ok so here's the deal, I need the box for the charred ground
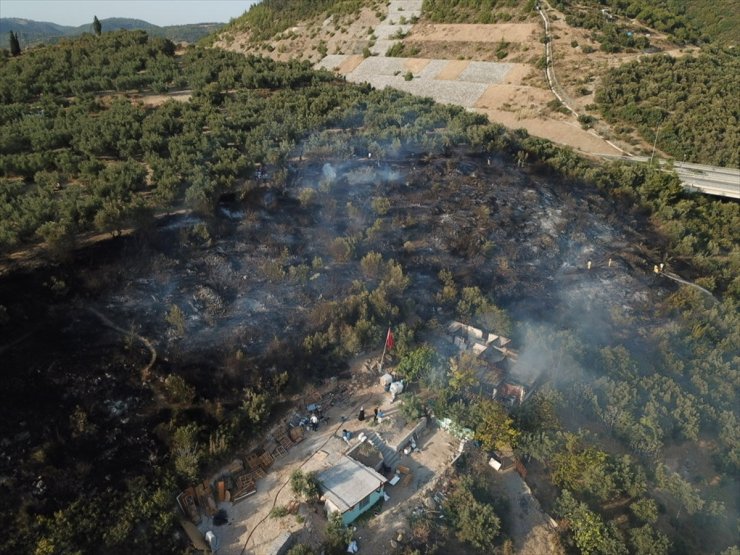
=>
[0,146,672,551]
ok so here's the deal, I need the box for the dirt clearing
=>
[337,55,365,74]
[203,361,458,555]
[137,91,192,107]
[403,58,431,73]
[478,107,623,155]
[410,23,540,43]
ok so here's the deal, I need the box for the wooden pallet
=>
[177,487,201,524]
[288,426,304,443]
[279,435,293,450]
[259,451,274,470]
[249,467,266,480]
[271,445,287,459]
[246,452,261,470]
[232,472,257,503]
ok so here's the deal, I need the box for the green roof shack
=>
[318,455,387,525]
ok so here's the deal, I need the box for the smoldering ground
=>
[0,143,673,523]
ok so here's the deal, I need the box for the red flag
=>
[385,327,394,350]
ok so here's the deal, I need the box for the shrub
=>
[269,506,289,518]
[163,374,196,405]
[290,470,320,501]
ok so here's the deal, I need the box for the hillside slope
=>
[0,17,223,45]
[211,0,737,167]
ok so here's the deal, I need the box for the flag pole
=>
[379,324,391,373]
[379,328,388,373]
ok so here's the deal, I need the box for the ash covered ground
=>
[0,148,669,522]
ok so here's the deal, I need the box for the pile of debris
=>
[177,378,351,524]
[176,420,305,523]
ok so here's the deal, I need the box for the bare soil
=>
[136,91,193,107]
[434,59,469,80]
[216,7,384,64]
[410,23,540,43]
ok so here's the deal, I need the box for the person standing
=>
[358,407,365,421]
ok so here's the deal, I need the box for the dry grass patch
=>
[136,92,192,107]
[475,84,553,112]
[410,23,539,43]
[403,57,431,74]
[338,55,365,74]
[435,60,469,80]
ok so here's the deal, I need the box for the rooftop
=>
[318,455,387,513]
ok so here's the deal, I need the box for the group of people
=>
[357,406,384,423]
[308,404,385,437]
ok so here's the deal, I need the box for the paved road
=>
[536,3,739,200]
[601,155,740,199]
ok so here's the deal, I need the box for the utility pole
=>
[650,120,662,165]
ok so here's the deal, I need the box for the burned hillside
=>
[0,149,655,496]
[2,141,737,553]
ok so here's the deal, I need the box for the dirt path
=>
[86,307,157,381]
[498,471,562,555]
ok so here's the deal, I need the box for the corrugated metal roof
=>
[319,455,387,513]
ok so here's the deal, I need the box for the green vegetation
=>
[422,0,537,24]
[0,29,493,255]
[596,50,739,166]
[290,470,321,501]
[220,0,381,43]
[555,0,738,46]
[0,17,224,46]
[676,0,739,46]
[552,0,700,49]
[444,475,502,551]
[8,30,21,56]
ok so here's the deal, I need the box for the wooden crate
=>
[288,426,304,443]
[246,452,261,470]
[177,487,201,524]
[259,451,274,470]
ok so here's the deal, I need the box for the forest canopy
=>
[596,50,740,167]
[421,0,537,24]
[216,0,382,43]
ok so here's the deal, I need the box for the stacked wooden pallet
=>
[232,469,258,502]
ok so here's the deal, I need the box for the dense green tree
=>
[396,344,439,384]
[556,490,628,555]
[93,16,102,36]
[444,476,501,552]
[473,398,519,452]
[9,31,21,57]
[172,423,202,481]
[629,525,670,555]
[596,51,739,166]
